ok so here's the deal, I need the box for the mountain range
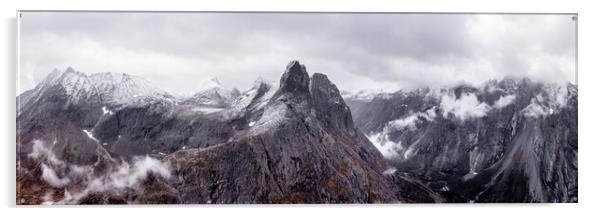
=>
[16,61,577,204]
[344,79,578,202]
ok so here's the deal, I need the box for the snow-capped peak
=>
[33,68,171,105]
[198,76,224,92]
[183,77,240,107]
[221,77,277,119]
[65,66,75,73]
[88,72,166,104]
[252,76,273,88]
[343,89,393,101]
[39,67,99,103]
[41,69,64,86]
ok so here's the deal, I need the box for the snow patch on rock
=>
[250,103,288,134]
[102,106,114,115]
[82,129,99,143]
[192,107,224,114]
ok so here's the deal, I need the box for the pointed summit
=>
[274,60,310,101]
[41,68,64,85]
[311,73,355,133]
[200,76,223,90]
[252,76,273,87]
[65,66,75,73]
[184,76,240,107]
[250,77,275,95]
[88,72,167,104]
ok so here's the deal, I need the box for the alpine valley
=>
[16,61,577,204]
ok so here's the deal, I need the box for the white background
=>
[1,0,600,215]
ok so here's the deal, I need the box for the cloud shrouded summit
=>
[19,12,576,95]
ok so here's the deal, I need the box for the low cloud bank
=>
[27,139,171,204]
[493,94,516,109]
[440,93,490,121]
[388,108,437,131]
[368,132,402,159]
[521,84,572,118]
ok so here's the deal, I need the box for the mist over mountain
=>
[16,61,577,204]
[344,79,578,202]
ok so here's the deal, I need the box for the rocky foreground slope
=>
[17,61,437,204]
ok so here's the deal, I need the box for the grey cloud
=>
[18,12,576,95]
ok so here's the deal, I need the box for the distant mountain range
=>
[16,61,577,204]
[344,79,578,202]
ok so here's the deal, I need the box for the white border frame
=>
[3,0,600,215]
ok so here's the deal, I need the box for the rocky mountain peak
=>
[88,72,166,104]
[90,72,131,81]
[58,66,85,77]
[310,73,355,133]
[250,77,274,96]
[252,77,273,88]
[40,68,65,86]
[30,68,172,106]
[183,77,240,107]
[276,60,310,98]
[65,66,75,73]
[200,76,224,91]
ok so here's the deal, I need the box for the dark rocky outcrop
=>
[310,73,355,134]
[273,61,311,102]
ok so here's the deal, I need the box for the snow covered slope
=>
[182,77,240,108]
[19,67,173,108]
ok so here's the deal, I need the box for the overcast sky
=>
[18,12,576,95]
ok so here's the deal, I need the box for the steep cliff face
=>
[344,79,578,202]
[311,73,356,134]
